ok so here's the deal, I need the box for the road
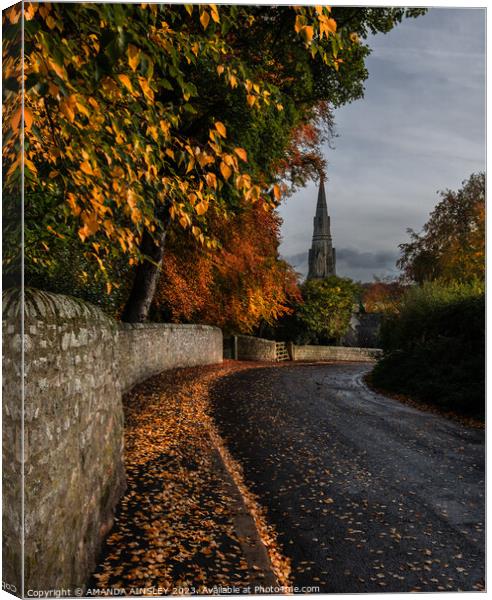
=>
[210,363,485,593]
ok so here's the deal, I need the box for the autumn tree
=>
[2,4,22,290]
[375,173,484,413]
[398,173,485,284]
[3,4,425,321]
[154,199,300,334]
[362,278,406,314]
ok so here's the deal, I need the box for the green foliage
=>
[372,281,485,418]
[26,241,133,317]
[21,188,132,316]
[296,276,361,343]
[377,172,485,417]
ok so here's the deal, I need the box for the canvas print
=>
[2,2,485,597]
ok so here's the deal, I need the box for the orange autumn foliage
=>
[154,250,215,323]
[275,102,334,190]
[154,201,300,333]
[397,173,485,285]
[362,280,406,314]
[3,3,345,283]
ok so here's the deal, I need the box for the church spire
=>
[313,175,329,238]
[307,175,336,279]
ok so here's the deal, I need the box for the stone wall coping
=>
[119,322,221,333]
[3,289,222,335]
[235,334,276,344]
[294,344,382,352]
[16,288,117,327]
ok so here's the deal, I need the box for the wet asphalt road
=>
[210,363,485,593]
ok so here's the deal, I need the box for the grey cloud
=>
[336,248,398,270]
[283,252,308,268]
[282,248,399,284]
[278,8,485,284]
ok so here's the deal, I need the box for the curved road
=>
[210,363,484,593]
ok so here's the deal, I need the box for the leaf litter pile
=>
[89,362,291,595]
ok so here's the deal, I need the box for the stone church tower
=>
[307,176,336,279]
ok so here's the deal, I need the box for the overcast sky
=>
[279,8,486,282]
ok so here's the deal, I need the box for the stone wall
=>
[2,290,22,596]
[118,323,222,392]
[235,335,277,361]
[232,335,381,363]
[3,288,125,596]
[2,289,223,595]
[291,344,382,362]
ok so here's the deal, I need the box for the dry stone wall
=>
[2,290,23,596]
[235,335,277,361]
[2,288,223,595]
[118,322,222,392]
[3,288,125,596]
[292,344,382,362]
[232,335,381,363]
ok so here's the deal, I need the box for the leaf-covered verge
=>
[90,362,293,593]
[364,373,484,430]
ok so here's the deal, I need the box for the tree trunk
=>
[121,218,170,323]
